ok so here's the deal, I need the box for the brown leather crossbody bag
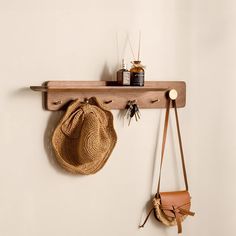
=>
[140,97,195,234]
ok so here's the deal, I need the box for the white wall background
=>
[0,0,235,235]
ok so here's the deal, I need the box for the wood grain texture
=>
[37,81,186,111]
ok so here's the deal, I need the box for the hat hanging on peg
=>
[168,89,178,100]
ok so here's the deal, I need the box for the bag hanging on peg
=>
[139,90,195,234]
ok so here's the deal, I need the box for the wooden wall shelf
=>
[30,81,186,111]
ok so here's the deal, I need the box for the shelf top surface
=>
[30,81,185,92]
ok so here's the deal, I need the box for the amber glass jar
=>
[130,61,144,86]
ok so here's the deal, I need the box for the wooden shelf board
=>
[30,81,186,110]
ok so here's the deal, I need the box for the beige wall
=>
[189,0,236,235]
[0,0,235,235]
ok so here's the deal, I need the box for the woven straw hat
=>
[52,97,117,174]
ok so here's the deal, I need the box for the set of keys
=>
[125,100,141,125]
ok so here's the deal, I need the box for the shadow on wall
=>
[138,110,168,236]
[100,62,119,82]
[7,87,71,174]
[169,115,182,190]
[149,110,162,196]
[43,111,85,176]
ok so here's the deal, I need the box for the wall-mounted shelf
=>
[30,81,186,111]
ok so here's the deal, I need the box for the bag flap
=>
[159,191,191,218]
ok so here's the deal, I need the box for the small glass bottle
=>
[117,59,130,86]
[130,61,145,86]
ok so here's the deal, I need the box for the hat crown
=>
[79,110,110,164]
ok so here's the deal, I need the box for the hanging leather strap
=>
[156,98,188,195]
[139,96,192,229]
[173,99,189,192]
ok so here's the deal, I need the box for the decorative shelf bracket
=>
[30,81,186,111]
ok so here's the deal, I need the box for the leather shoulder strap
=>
[156,98,189,195]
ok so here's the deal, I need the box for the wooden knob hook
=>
[169,89,178,100]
